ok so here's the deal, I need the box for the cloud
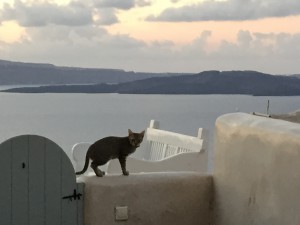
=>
[0,0,93,27]
[209,30,300,66]
[0,0,152,27]
[93,0,135,10]
[94,8,119,25]
[1,26,300,74]
[93,0,151,9]
[24,25,108,43]
[135,0,152,7]
[147,0,300,22]
[0,24,147,68]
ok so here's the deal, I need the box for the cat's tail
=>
[75,150,90,175]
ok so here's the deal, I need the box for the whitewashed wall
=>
[213,113,300,225]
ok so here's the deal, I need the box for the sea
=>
[0,89,299,169]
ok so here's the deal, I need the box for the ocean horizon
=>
[0,92,299,169]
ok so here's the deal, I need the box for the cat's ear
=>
[140,130,145,136]
[128,129,133,135]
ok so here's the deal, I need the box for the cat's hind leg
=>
[91,161,105,177]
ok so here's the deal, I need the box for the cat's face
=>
[128,129,145,148]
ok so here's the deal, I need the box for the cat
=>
[76,129,145,177]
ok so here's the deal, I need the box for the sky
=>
[0,0,300,74]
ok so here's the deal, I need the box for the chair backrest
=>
[145,125,206,161]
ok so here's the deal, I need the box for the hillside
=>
[4,70,300,96]
[0,59,183,85]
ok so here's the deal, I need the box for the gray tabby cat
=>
[76,129,145,177]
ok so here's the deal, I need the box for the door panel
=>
[0,140,12,225]
[62,152,77,225]
[12,136,29,225]
[45,139,62,225]
[29,136,46,225]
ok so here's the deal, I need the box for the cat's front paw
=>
[123,171,129,176]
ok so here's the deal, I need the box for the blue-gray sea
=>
[0,91,299,169]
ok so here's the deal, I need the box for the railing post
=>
[198,128,209,152]
[149,120,159,129]
[197,128,204,139]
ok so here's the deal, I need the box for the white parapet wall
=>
[107,151,207,174]
[213,112,300,225]
[77,172,212,225]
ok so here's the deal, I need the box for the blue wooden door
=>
[0,135,83,225]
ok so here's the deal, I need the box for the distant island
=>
[2,70,300,96]
[0,59,187,85]
[1,59,300,96]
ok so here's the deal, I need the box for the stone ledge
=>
[78,172,212,225]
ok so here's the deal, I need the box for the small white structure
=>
[72,120,208,174]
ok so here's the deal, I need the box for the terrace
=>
[1,112,299,225]
[76,112,300,225]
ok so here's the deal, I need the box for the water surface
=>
[0,93,299,169]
